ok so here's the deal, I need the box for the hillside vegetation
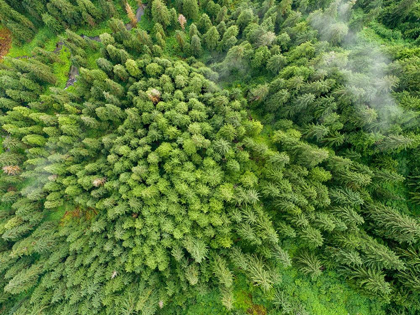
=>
[0,0,420,314]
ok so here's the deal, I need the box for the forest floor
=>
[0,26,12,60]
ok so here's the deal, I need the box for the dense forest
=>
[0,0,419,314]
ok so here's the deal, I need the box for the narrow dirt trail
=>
[136,5,146,21]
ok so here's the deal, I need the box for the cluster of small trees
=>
[0,0,37,43]
[0,0,120,44]
[0,0,420,314]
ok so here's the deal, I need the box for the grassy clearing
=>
[86,48,102,70]
[164,36,182,57]
[54,45,72,89]
[7,27,58,58]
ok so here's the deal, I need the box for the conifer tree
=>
[47,0,80,27]
[151,0,171,29]
[175,30,187,51]
[190,35,202,57]
[216,6,228,23]
[99,0,116,17]
[0,0,36,43]
[198,13,212,33]
[182,0,199,20]
[126,2,138,27]
[178,14,187,29]
[189,23,200,38]
[237,8,253,30]
[203,26,220,50]
[219,25,238,51]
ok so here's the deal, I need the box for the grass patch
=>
[7,27,59,58]
[76,20,112,37]
[53,45,72,89]
[86,48,102,70]
[137,10,154,32]
[164,36,183,57]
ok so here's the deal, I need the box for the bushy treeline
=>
[0,0,420,314]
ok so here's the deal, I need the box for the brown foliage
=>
[126,2,138,27]
[93,177,107,187]
[147,88,161,104]
[0,27,12,60]
[2,165,21,175]
[178,14,187,30]
[62,207,98,222]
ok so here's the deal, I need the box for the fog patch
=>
[311,0,404,132]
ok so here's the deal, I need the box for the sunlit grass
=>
[7,28,59,58]
[76,20,112,37]
[53,45,72,89]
